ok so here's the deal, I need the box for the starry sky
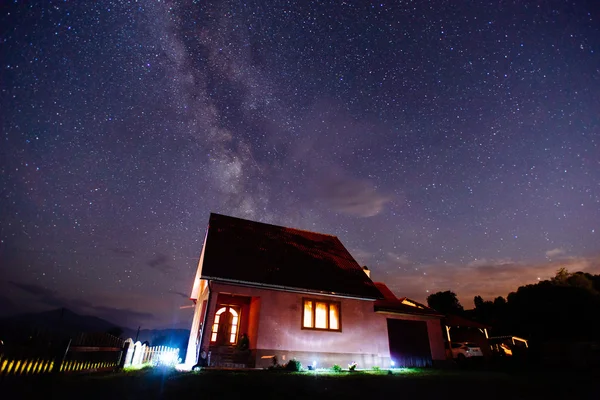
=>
[1,1,599,330]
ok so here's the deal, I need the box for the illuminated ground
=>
[2,367,598,399]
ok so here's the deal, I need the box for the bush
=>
[372,366,380,371]
[331,364,342,373]
[285,359,302,372]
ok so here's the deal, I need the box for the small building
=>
[185,213,446,369]
[444,314,492,357]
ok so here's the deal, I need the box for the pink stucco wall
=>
[190,281,446,367]
[204,283,388,355]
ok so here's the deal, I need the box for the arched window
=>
[210,306,240,344]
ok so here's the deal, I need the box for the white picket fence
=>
[122,339,180,367]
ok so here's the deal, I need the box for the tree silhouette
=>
[427,291,464,315]
[502,269,600,341]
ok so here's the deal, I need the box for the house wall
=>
[190,281,447,369]
[378,311,447,361]
[247,297,261,350]
[185,282,211,365]
[204,282,392,369]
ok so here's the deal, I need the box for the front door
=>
[210,305,240,346]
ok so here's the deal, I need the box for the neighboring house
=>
[185,213,446,369]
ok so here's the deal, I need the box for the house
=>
[184,213,447,369]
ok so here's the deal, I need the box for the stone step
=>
[212,362,246,369]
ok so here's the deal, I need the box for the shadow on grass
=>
[2,366,599,400]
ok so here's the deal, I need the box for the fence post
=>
[118,341,130,370]
[52,338,71,374]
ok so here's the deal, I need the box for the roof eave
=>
[374,306,443,319]
[203,276,382,301]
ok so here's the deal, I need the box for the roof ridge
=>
[210,212,339,238]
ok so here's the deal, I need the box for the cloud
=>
[545,248,565,258]
[168,290,189,299]
[319,176,391,217]
[89,305,155,324]
[381,255,600,308]
[386,252,412,265]
[10,281,65,307]
[110,248,135,257]
[147,253,173,273]
[10,281,57,298]
[467,258,513,268]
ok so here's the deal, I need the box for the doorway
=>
[210,305,240,346]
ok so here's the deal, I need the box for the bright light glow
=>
[390,360,395,367]
[329,303,339,330]
[312,360,317,367]
[303,301,313,328]
[159,350,179,366]
[315,302,327,328]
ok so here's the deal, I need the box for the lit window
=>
[303,301,313,328]
[210,306,241,344]
[329,303,339,330]
[302,299,341,331]
[315,302,327,328]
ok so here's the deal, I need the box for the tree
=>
[493,296,507,307]
[553,267,570,284]
[426,291,464,315]
[474,295,485,309]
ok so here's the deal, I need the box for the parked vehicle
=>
[450,342,483,360]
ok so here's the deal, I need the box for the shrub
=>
[285,359,302,372]
[372,366,380,371]
[331,364,342,373]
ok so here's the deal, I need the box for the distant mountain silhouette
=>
[0,308,190,353]
[0,308,120,334]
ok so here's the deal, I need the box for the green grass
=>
[2,366,598,400]
[123,362,153,372]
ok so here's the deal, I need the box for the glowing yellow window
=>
[315,302,327,328]
[303,301,313,328]
[302,299,341,331]
[329,303,339,330]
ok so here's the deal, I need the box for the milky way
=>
[1,1,598,328]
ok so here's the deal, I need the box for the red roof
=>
[373,282,442,317]
[200,213,383,300]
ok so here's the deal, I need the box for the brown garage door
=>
[387,319,432,367]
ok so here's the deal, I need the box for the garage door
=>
[387,319,432,367]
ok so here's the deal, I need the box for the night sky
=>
[1,1,599,330]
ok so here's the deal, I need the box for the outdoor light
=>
[312,360,317,368]
[159,350,180,366]
[390,360,395,367]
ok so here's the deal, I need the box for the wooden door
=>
[210,305,240,345]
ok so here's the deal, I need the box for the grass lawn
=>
[2,367,599,399]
